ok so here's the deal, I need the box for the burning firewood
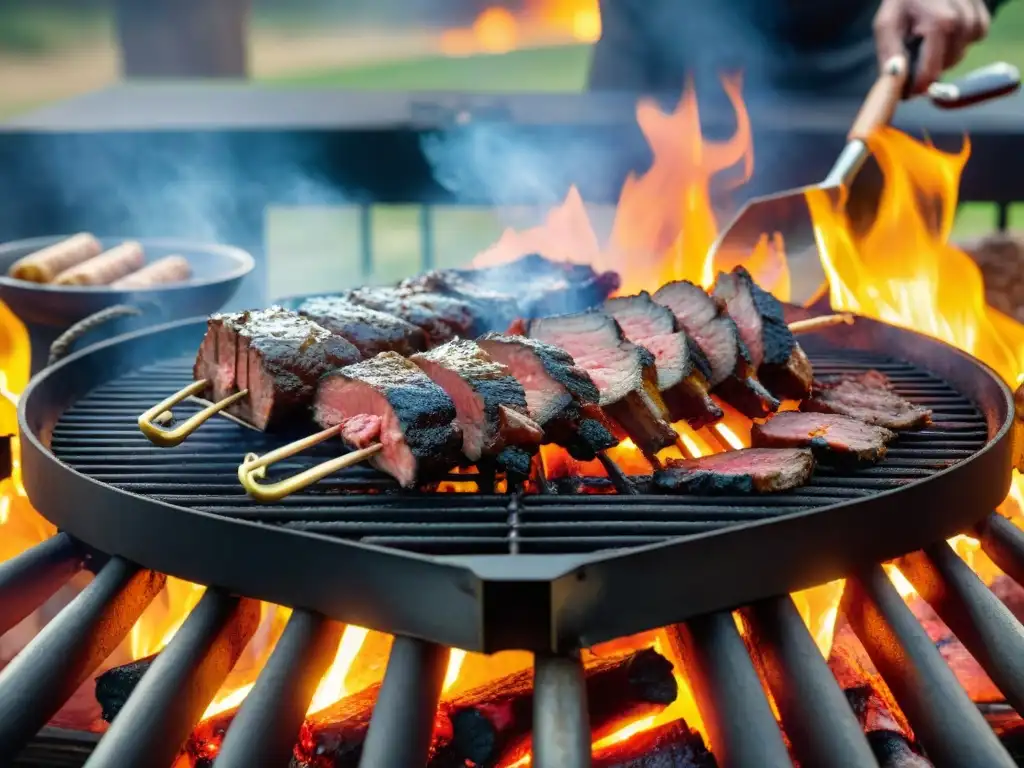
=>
[590,719,716,768]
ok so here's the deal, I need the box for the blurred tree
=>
[113,0,250,78]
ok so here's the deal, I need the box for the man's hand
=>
[874,0,991,94]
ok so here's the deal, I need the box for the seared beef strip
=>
[477,333,617,460]
[713,266,813,399]
[345,286,474,343]
[808,370,933,430]
[400,271,522,334]
[411,339,543,466]
[193,307,361,431]
[654,448,815,494]
[653,280,780,418]
[297,296,427,357]
[604,292,723,428]
[529,311,678,454]
[752,411,896,465]
[314,352,462,487]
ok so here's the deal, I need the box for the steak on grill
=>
[193,307,361,431]
[529,311,678,453]
[653,447,816,494]
[296,296,427,357]
[400,271,522,334]
[313,352,463,487]
[604,292,723,428]
[411,338,542,464]
[808,370,933,430]
[713,266,813,400]
[751,411,897,464]
[344,286,474,343]
[477,333,618,460]
[653,280,780,418]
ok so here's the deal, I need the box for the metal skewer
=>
[138,380,249,447]
[788,313,855,335]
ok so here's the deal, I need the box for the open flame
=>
[440,0,600,57]
[0,68,1020,763]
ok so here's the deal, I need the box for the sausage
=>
[8,233,102,283]
[53,241,146,286]
[110,255,192,290]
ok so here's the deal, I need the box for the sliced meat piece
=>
[605,293,723,428]
[530,311,677,453]
[314,352,462,487]
[713,266,814,399]
[297,296,427,357]
[193,307,361,431]
[654,448,815,494]
[411,338,541,463]
[808,371,933,430]
[399,270,521,333]
[477,333,617,460]
[345,286,473,343]
[751,411,897,465]
[653,280,780,418]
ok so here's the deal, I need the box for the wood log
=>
[94,654,157,723]
[590,719,716,768]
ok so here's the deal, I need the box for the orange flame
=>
[440,1,600,57]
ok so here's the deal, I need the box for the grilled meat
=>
[411,339,543,465]
[297,296,427,357]
[400,271,522,333]
[314,352,462,487]
[713,266,813,399]
[477,333,618,460]
[752,411,897,465]
[193,307,361,431]
[654,448,815,494]
[808,370,933,430]
[604,292,723,428]
[529,311,678,454]
[653,280,780,418]
[345,286,475,343]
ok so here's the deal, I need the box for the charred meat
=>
[529,311,678,453]
[654,448,815,494]
[653,280,780,418]
[713,266,813,399]
[477,333,618,460]
[808,370,933,430]
[751,411,897,465]
[344,286,475,343]
[314,352,463,487]
[411,338,543,466]
[297,296,427,357]
[193,307,360,431]
[604,292,722,428]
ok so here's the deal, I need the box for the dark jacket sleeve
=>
[587,0,651,90]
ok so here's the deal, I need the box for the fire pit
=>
[3,80,1024,768]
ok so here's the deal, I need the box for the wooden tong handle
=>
[848,55,911,142]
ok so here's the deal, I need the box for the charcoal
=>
[654,447,815,494]
[751,411,897,465]
[297,295,427,357]
[95,654,157,723]
[809,370,933,430]
[592,719,717,768]
[314,352,463,487]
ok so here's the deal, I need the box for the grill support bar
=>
[666,613,792,768]
[0,533,84,637]
[0,557,165,762]
[897,541,1024,714]
[358,636,450,768]
[741,596,877,768]
[214,610,345,768]
[84,590,261,768]
[532,651,592,768]
[978,513,1024,590]
[843,564,1015,767]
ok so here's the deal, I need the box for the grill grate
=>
[50,348,987,556]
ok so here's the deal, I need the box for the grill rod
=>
[0,533,84,638]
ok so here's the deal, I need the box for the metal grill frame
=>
[18,310,1015,653]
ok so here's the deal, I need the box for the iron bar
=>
[665,613,792,768]
[532,651,592,768]
[84,590,261,768]
[741,596,876,768]
[357,636,450,768]
[214,610,346,768]
[842,563,1015,767]
[897,542,1024,715]
[0,557,165,762]
[978,513,1024,587]
[0,533,84,637]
